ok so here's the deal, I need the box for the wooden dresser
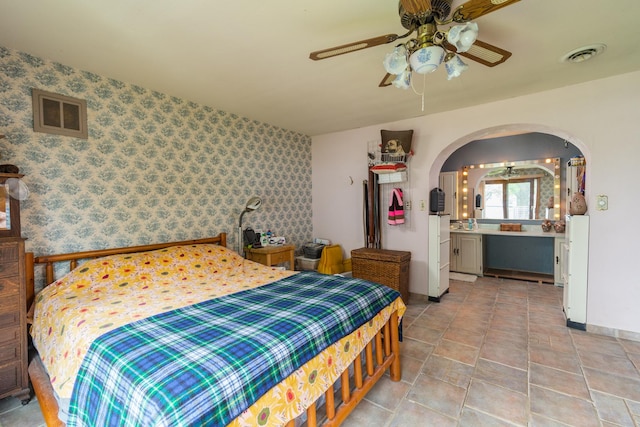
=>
[0,172,30,402]
[0,237,29,401]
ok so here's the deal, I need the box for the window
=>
[483,178,539,219]
[32,89,88,139]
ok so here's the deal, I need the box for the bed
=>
[25,233,406,426]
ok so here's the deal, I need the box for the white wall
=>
[312,71,640,336]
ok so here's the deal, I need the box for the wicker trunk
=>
[351,248,411,303]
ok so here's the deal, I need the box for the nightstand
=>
[245,244,295,270]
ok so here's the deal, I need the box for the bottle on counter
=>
[468,218,473,230]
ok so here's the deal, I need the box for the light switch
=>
[596,195,608,211]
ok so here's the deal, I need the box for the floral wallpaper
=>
[0,46,312,263]
[536,168,554,219]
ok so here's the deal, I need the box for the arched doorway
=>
[430,124,589,290]
[430,124,589,219]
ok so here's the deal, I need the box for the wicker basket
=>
[351,248,411,303]
[500,223,522,232]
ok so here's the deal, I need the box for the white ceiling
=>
[1,0,640,136]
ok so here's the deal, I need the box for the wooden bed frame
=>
[25,233,402,427]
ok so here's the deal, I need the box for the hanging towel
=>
[388,188,405,225]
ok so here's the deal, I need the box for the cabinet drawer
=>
[0,244,19,263]
[0,340,20,364]
[0,293,20,317]
[269,251,291,265]
[0,276,20,298]
[0,326,20,345]
[0,311,20,329]
[0,262,19,279]
[0,362,21,397]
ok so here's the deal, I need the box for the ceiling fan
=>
[309,0,519,88]
[485,166,521,180]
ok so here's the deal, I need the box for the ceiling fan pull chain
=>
[407,72,426,111]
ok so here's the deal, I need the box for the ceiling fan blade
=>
[379,73,396,87]
[452,0,520,22]
[400,0,432,15]
[309,34,401,60]
[445,39,512,67]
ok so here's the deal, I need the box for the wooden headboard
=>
[25,233,227,313]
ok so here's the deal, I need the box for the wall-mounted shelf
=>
[368,148,410,184]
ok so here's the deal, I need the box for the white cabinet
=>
[428,215,450,302]
[563,215,589,329]
[450,232,483,276]
[554,236,565,286]
[439,172,458,218]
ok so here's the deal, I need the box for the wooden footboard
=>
[310,309,402,427]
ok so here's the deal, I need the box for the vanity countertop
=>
[450,225,564,238]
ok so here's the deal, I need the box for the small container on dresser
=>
[0,237,30,401]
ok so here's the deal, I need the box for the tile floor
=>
[2,276,639,426]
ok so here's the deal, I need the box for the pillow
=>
[370,163,407,173]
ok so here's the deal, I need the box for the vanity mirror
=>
[459,158,561,220]
[0,174,23,237]
[0,183,8,230]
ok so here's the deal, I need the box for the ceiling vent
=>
[561,44,607,64]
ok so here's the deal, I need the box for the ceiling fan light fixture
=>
[447,22,478,53]
[310,0,520,91]
[445,54,469,80]
[383,45,409,74]
[409,45,445,74]
[392,69,412,89]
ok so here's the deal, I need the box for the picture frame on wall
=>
[381,129,413,162]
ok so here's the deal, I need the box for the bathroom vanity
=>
[449,224,565,284]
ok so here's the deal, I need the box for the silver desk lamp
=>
[237,196,262,255]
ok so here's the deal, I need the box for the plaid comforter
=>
[66,272,401,427]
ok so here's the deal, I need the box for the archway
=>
[429,123,590,219]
